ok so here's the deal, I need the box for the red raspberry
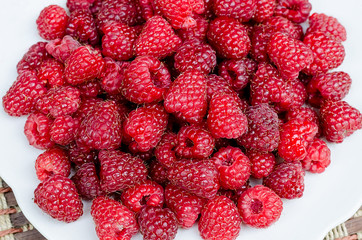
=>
[66,9,99,45]
[77,100,123,150]
[91,196,139,240]
[65,46,105,85]
[36,86,81,118]
[155,132,177,168]
[99,150,147,192]
[36,5,68,40]
[46,35,82,63]
[137,0,162,21]
[35,148,71,181]
[34,175,83,222]
[138,206,178,240]
[90,0,103,14]
[24,113,54,150]
[301,138,331,173]
[274,0,312,23]
[71,162,104,200]
[121,180,164,213]
[165,184,207,228]
[250,24,276,62]
[285,79,307,110]
[212,146,251,190]
[77,80,102,98]
[306,13,347,42]
[37,59,65,87]
[68,142,98,165]
[164,70,207,124]
[253,0,275,22]
[135,16,182,59]
[17,42,51,73]
[206,74,242,107]
[73,97,102,121]
[67,0,95,12]
[100,58,129,95]
[207,17,251,59]
[238,185,283,228]
[123,56,171,104]
[176,15,208,41]
[207,93,248,139]
[217,182,251,203]
[213,0,256,22]
[50,115,79,146]
[303,32,345,75]
[175,125,215,159]
[247,151,276,179]
[2,71,47,117]
[285,106,321,136]
[263,16,303,40]
[149,160,169,185]
[320,101,362,143]
[199,196,241,240]
[167,159,220,199]
[278,119,318,161]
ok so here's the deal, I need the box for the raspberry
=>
[35,148,71,181]
[206,74,242,106]
[64,46,105,85]
[250,25,276,62]
[71,162,104,200]
[154,132,178,168]
[50,115,79,146]
[67,9,99,46]
[253,0,275,22]
[303,32,345,75]
[99,150,148,193]
[36,86,81,118]
[176,15,208,41]
[320,101,362,143]
[24,113,54,150]
[67,0,95,12]
[17,42,51,73]
[123,56,171,104]
[36,5,68,40]
[301,138,331,173]
[164,70,207,124]
[91,196,139,240]
[73,97,102,121]
[263,16,303,40]
[46,35,82,63]
[34,175,83,222]
[238,104,280,152]
[199,196,241,240]
[247,151,276,179]
[2,71,47,117]
[77,100,123,150]
[135,16,182,59]
[207,93,248,139]
[274,0,312,23]
[306,13,347,42]
[212,146,251,190]
[68,142,98,165]
[264,162,305,199]
[138,206,178,240]
[213,0,256,22]
[285,106,321,136]
[207,17,251,59]
[175,125,215,159]
[100,58,129,95]
[121,180,164,212]
[149,160,169,185]
[238,185,283,228]
[167,159,220,199]
[37,59,65,87]
[137,0,162,20]
[77,80,102,98]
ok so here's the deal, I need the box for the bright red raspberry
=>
[65,46,105,85]
[301,138,331,173]
[285,106,321,136]
[37,59,65,87]
[138,206,178,240]
[78,80,102,98]
[46,35,82,63]
[50,115,79,146]
[135,16,182,59]
[263,16,303,40]
[17,42,51,73]
[36,5,68,40]
[306,13,347,42]
[36,86,81,118]
[206,75,243,107]
[274,0,312,23]
[2,71,47,117]
[238,185,283,228]
[253,0,275,22]
[67,0,95,12]
[34,175,83,222]
[176,15,209,41]
[155,132,177,168]
[164,70,207,124]
[66,9,99,45]
[207,93,248,139]
[199,196,241,240]
[247,151,276,179]
[100,58,129,95]
[207,17,251,59]
[149,160,169,185]
[24,113,54,150]
[72,97,102,121]
[121,180,164,212]
[175,125,215,159]
[91,196,139,240]
[303,32,345,75]
[213,0,256,22]
[320,101,362,143]
[68,142,98,165]
[77,100,123,150]
[71,162,104,200]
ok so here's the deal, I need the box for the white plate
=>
[1,0,362,240]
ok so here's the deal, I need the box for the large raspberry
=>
[306,13,347,42]
[274,0,312,23]
[301,138,331,173]
[24,113,54,150]
[213,0,256,22]
[154,132,178,168]
[66,9,99,45]
[247,151,276,179]
[36,5,68,40]
[46,35,82,63]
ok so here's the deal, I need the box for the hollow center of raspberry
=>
[150,71,164,88]
[140,195,150,205]
[222,157,235,166]
[228,70,237,83]
[250,199,263,214]
[185,138,194,148]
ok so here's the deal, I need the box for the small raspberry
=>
[149,160,169,185]
[206,74,242,106]
[250,25,275,62]
[263,16,303,40]
[77,80,102,98]
[253,0,275,22]
[285,106,321,136]
[213,0,256,22]
[37,59,65,87]
[176,15,209,41]
[72,97,103,121]
[155,132,178,168]
[46,35,82,63]
[274,0,312,23]
[306,13,347,42]
[67,0,95,12]
[66,9,99,45]
[35,148,71,181]
[24,113,54,150]
[301,138,331,173]
[238,185,283,228]
[68,142,98,166]
[100,58,129,95]
[34,175,83,222]
[137,0,162,21]
[36,5,68,40]
[247,151,276,179]
[50,115,79,146]
[17,42,51,73]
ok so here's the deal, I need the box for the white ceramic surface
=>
[0,0,362,240]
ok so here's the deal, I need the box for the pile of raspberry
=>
[3,0,362,239]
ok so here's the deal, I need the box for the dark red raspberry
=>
[100,58,129,95]
[46,36,82,63]
[149,160,169,185]
[206,74,242,107]
[36,86,81,118]
[137,0,162,21]
[77,100,123,150]
[50,115,79,146]
[250,25,274,62]
[91,196,139,240]
[35,148,71,181]
[135,16,182,59]
[285,79,307,110]
[138,206,178,240]
[24,113,54,150]
[247,151,276,179]
[67,0,95,12]
[207,93,248,139]
[121,180,164,212]
[155,132,178,168]
[90,0,103,14]
[199,196,241,240]
[207,17,251,59]
[65,46,105,85]
[37,59,65,87]
[301,138,331,173]
[213,0,256,22]
[77,80,102,98]
[99,150,148,193]
[72,97,102,121]
[175,125,215,159]
[303,32,345,75]
[17,42,51,73]
[176,15,208,41]
[320,101,362,143]
[253,0,275,22]
[2,71,47,117]
[164,70,207,124]
[36,5,68,40]
[68,142,98,166]
[34,175,83,222]
[66,9,99,45]
[274,0,312,23]
[306,13,347,42]
[263,16,303,40]
[238,185,283,228]
[238,104,280,152]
